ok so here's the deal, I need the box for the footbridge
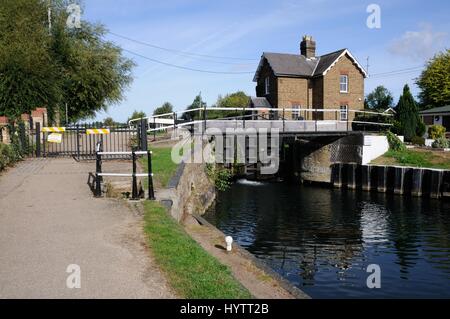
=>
[129,107,393,137]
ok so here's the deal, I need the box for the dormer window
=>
[265,77,270,95]
[340,75,348,93]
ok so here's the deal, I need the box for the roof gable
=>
[253,49,367,81]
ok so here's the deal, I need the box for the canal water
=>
[203,180,450,299]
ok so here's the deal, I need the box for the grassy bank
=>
[371,148,450,169]
[140,146,179,187]
[143,201,252,299]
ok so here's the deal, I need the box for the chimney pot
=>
[301,35,316,59]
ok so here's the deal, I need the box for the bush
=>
[206,164,232,191]
[428,125,446,139]
[411,136,425,146]
[416,120,427,137]
[386,131,406,151]
[0,143,20,171]
[432,137,449,149]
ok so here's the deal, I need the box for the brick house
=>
[252,36,367,121]
[0,108,48,144]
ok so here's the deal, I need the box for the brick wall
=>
[322,54,365,121]
[256,60,278,109]
[277,77,310,120]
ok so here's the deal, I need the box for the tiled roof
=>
[419,105,450,115]
[250,97,272,108]
[254,49,367,81]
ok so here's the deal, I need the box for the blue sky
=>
[81,0,449,122]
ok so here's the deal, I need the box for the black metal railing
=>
[93,148,155,201]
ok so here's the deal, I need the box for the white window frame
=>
[340,75,349,93]
[340,105,348,121]
[265,77,270,95]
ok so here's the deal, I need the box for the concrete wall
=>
[159,139,216,222]
[294,134,389,184]
[361,135,389,165]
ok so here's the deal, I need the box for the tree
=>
[182,95,207,121]
[128,110,147,123]
[365,86,394,111]
[103,117,116,127]
[416,50,450,109]
[50,1,135,122]
[217,91,250,108]
[0,0,134,123]
[153,102,174,116]
[0,0,61,121]
[395,84,421,141]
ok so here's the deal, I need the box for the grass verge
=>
[372,149,450,169]
[140,146,179,188]
[143,201,252,299]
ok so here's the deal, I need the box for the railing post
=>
[35,122,41,157]
[203,104,207,133]
[140,118,148,151]
[347,109,350,132]
[173,112,178,136]
[315,109,318,132]
[131,148,139,200]
[147,150,156,201]
[95,152,102,198]
[282,108,286,133]
[243,106,246,129]
[76,124,81,160]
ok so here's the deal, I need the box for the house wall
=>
[255,54,365,122]
[277,77,310,120]
[322,54,365,121]
[256,60,278,109]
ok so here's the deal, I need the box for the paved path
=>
[0,158,175,299]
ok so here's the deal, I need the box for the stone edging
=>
[192,213,311,300]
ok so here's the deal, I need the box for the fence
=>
[92,146,155,201]
[0,118,150,160]
[130,107,393,136]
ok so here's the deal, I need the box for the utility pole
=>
[48,1,52,34]
[366,56,370,77]
[65,103,69,126]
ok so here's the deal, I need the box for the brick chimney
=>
[300,35,316,59]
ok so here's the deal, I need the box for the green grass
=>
[382,149,450,169]
[143,201,252,299]
[141,147,179,187]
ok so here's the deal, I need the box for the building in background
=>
[252,36,367,121]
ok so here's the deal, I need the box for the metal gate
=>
[34,119,148,160]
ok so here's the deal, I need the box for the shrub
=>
[386,131,406,151]
[428,125,446,139]
[411,136,425,146]
[416,120,427,137]
[206,164,232,191]
[432,137,449,149]
[0,143,20,171]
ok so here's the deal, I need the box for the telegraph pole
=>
[48,1,52,34]
[366,56,370,77]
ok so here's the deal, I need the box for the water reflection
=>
[204,182,450,298]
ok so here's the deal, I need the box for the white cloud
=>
[388,23,448,61]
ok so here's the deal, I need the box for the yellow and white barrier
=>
[42,127,66,133]
[86,129,110,135]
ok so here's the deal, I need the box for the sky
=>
[80,0,450,122]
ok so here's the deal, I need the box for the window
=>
[292,105,301,120]
[340,75,348,93]
[340,105,348,121]
[265,77,270,95]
